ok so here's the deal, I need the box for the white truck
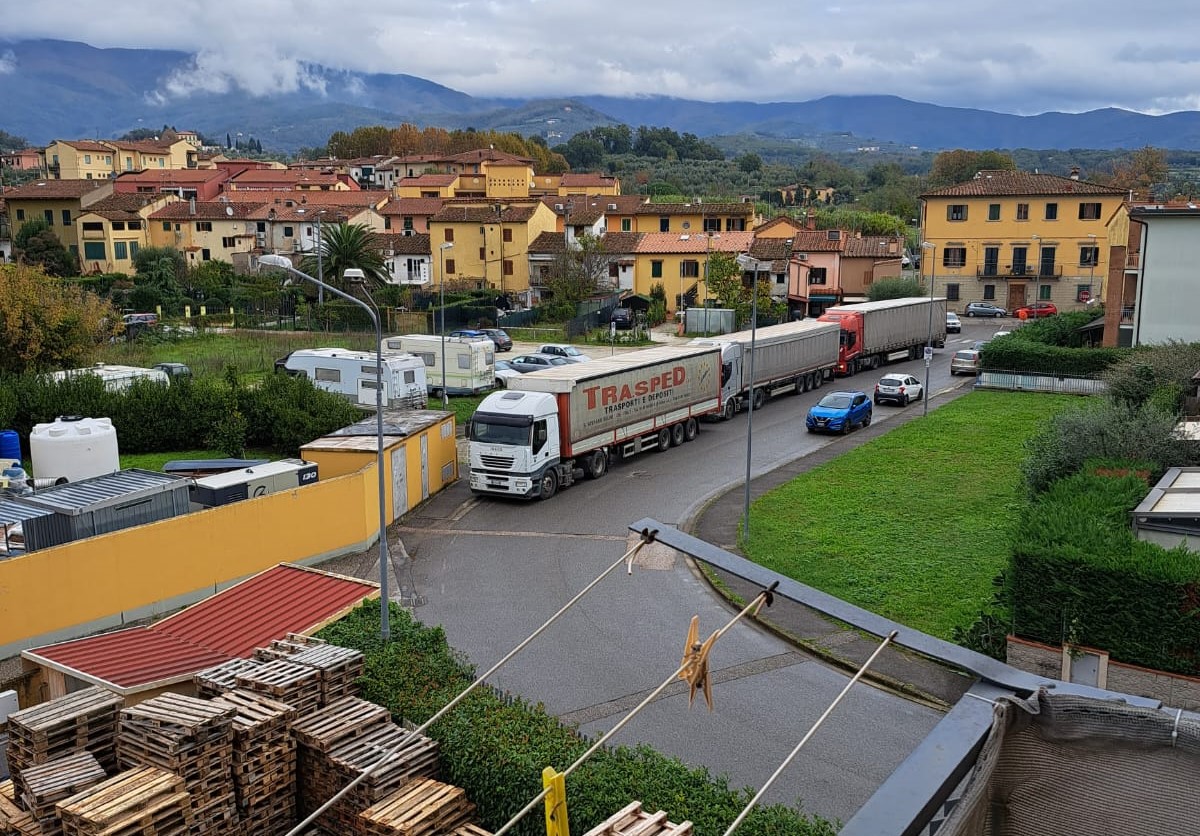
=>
[382,334,495,397]
[818,297,948,376]
[690,320,840,420]
[467,345,722,500]
[277,348,428,408]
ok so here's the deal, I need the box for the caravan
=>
[277,348,428,408]
[43,364,170,392]
[382,334,495,396]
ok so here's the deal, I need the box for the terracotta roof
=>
[222,190,385,208]
[921,170,1127,198]
[635,231,755,254]
[379,197,445,216]
[635,201,754,216]
[81,194,168,220]
[23,564,377,692]
[378,232,432,254]
[559,172,618,187]
[244,204,375,223]
[54,140,111,152]
[231,170,345,185]
[431,204,538,223]
[843,235,906,258]
[150,201,263,220]
[529,231,569,255]
[789,230,848,253]
[5,179,109,200]
[115,169,228,184]
[397,173,458,187]
[756,216,806,234]
[599,231,644,253]
[106,139,180,153]
[448,149,534,165]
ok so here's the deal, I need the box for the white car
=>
[537,344,592,363]
[946,312,961,333]
[873,373,924,406]
[493,360,522,388]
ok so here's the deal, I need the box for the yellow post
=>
[542,767,569,836]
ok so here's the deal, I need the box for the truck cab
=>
[689,339,741,419]
[817,310,865,375]
[468,390,562,499]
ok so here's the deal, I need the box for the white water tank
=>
[30,417,120,483]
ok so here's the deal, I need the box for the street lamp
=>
[258,254,393,640]
[735,252,770,543]
[439,242,454,408]
[921,242,936,417]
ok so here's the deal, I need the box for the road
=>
[328,317,1000,823]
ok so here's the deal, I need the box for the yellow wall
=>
[44,143,113,180]
[7,198,86,252]
[631,210,754,235]
[149,217,253,265]
[433,203,557,293]
[484,163,534,198]
[396,177,459,198]
[632,252,711,302]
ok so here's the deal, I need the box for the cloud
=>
[0,50,16,74]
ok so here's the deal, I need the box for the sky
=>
[4,0,1200,116]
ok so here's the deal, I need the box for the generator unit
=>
[190,459,318,509]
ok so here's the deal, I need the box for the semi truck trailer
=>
[689,320,840,419]
[467,345,722,500]
[818,297,947,376]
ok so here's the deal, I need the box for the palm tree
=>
[300,222,390,289]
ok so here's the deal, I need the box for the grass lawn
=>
[119,448,277,471]
[744,390,1079,640]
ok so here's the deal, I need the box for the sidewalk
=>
[684,382,978,707]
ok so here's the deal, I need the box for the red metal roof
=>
[24,564,377,692]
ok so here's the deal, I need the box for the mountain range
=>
[3,39,1200,154]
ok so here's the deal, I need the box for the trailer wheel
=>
[722,400,736,421]
[813,372,823,389]
[684,418,699,441]
[751,388,766,410]
[584,449,608,479]
[656,428,672,451]
[537,469,559,500]
[671,422,686,446]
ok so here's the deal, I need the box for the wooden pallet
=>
[287,645,365,706]
[7,688,123,778]
[290,697,389,753]
[358,778,475,836]
[208,689,296,741]
[193,659,265,699]
[581,801,694,836]
[18,751,107,836]
[325,724,440,795]
[56,767,187,836]
[235,660,322,716]
[448,825,493,836]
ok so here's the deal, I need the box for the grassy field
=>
[744,390,1079,639]
[118,448,278,471]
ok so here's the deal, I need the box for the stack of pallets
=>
[581,802,694,836]
[235,659,322,717]
[357,779,475,836]
[16,752,106,836]
[55,767,192,836]
[193,659,265,700]
[7,687,124,784]
[116,694,239,836]
[0,779,36,835]
[286,644,366,707]
[290,697,390,824]
[254,634,327,662]
[209,689,297,836]
[449,826,494,836]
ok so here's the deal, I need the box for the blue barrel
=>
[0,430,19,466]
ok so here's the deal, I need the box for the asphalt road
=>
[327,317,1002,824]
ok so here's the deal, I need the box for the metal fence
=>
[565,299,620,340]
[977,369,1108,395]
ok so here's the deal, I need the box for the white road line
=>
[398,527,628,541]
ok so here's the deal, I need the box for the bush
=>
[1104,341,1200,409]
[981,338,1128,375]
[318,603,836,836]
[867,277,923,301]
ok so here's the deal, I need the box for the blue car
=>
[806,390,872,434]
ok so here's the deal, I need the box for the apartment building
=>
[76,193,177,273]
[429,201,558,294]
[4,178,112,257]
[43,138,197,180]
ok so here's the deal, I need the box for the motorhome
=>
[277,348,428,408]
[382,334,495,396]
[43,364,169,392]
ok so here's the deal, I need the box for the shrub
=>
[980,339,1128,375]
[867,277,923,301]
[1104,341,1200,409]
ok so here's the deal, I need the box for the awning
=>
[808,294,840,302]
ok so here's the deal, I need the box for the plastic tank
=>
[30,417,120,483]
[0,430,19,466]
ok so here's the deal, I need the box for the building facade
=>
[1125,205,1200,345]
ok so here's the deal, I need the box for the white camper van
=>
[382,334,495,396]
[278,348,428,408]
[43,364,169,392]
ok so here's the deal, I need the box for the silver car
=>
[537,344,592,363]
[507,353,570,373]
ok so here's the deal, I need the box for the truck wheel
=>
[585,449,608,479]
[684,417,699,441]
[722,400,736,421]
[751,388,766,410]
[813,372,823,389]
[656,428,671,451]
[537,469,559,500]
[671,423,686,446]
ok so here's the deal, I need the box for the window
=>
[1011,246,1029,274]
[502,228,512,243]
[945,283,960,301]
[982,247,999,276]
[82,221,103,232]
[659,217,670,232]
[943,247,966,267]
[128,220,141,230]
[404,370,416,384]
[402,217,413,230]
[61,209,72,226]
[314,368,341,382]
[414,352,435,367]
[1016,203,1029,221]
[458,354,471,370]
[105,156,111,164]
[503,260,513,276]
[680,260,699,278]
[282,226,294,237]
[201,248,211,261]
[1038,246,1056,276]
[947,204,967,221]
[124,157,133,171]
[808,268,827,285]
[1080,246,1100,266]
[84,154,91,164]
[1045,202,1058,220]
[1078,202,1101,220]
[129,242,139,258]
[1039,285,1052,301]
[445,259,455,274]
[114,241,128,260]
[444,228,454,242]
[15,209,24,221]
[621,218,631,232]
[987,204,1000,221]
[222,237,236,248]
[162,221,171,231]
[983,284,996,300]
[111,221,125,231]
[44,210,54,225]
[703,218,720,233]
[196,221,213,232]
[256,222,266,232]
[479,247,486,260]
[651,260,663,279]
[359,365,380,376]
[83,242,106,260]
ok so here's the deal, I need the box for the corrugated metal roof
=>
[18,469,188,515]
[0,497,54,526]
[23,564,377,692]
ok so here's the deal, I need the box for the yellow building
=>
[4,179,112,259]
[429,201,558,294]
[149,200,263,266]
[395,174,460,199]
[42,141,115,180]
[920,170,1127,313]
[600,196,757,236]
[43,138,197,180]
[76,194,177,273]
[632,231,755,303]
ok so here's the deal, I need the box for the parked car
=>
[806,391,872,434]
[152,362,193,382]
[610,308,635,330]
[972,340,990,351]
[945,312,961,333]
[874,374,923,406]
[950,349,982,375]
[963,302,1007,318]
[537,344,592,363]
[478,328,513,351]
[493,359,522,387]
[122,312,159,326]
[1013,302,1058,319]
[507,353,571,373]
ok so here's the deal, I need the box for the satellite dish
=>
[225,205,234,217]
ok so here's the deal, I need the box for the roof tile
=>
[922,170,1126,198]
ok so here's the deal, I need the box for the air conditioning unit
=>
[554,203,564,211]
[797,253,808,261]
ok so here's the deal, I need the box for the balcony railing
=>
[975,265,1064,279]
[1125,252,1141,270]
[1121,306,1136,323]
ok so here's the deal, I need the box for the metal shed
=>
[0,497,53,557]
[18,469,193,551]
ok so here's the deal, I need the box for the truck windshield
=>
[469,418,531,446]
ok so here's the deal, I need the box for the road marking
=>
[447,496,480,522]
[397,527,628,541]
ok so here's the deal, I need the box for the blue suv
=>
[806,391,872,434]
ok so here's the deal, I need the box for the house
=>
[920,169,1126,314]
[243,202,382,263]
[840,235,907,300]
[112,167,231,201]
[632,231,755,306]
[149,199,263,266]
[429,201,558,295]
[42,138,197,180]
[40,141,115,181]
[1120,202,1200,345]
[785,230,849,317]
[4,178,112,259]
[228,168,357,191]
[1,148,43,171]
[76,193,177,273]
[558,172,620,196]
[525,229,641,301]
[394,173,460,199]
[378,232,433,285]
[379,197,445,234]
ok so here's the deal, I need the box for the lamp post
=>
[921,241,936,417]
[258,254,392,640]
[735,253,769,543]
[439,242,454,408]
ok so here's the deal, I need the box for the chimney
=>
[805,214,816,231]
[1070,166,1080,180]
[188,197,195,215]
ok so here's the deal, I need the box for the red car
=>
[1013,302,1058,319]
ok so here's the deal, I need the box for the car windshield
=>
[818,394,853,409]
[468,418,530,446]
[496,361,513,371]
[550,357,568,365]
[557,346,582,356]
[489,330,508,337]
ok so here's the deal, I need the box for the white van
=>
[279,348,427,408]
[382,334,495,396]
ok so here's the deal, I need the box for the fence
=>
[977,369,1108,395]
[565,299,620,339]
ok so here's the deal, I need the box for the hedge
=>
[979,311,1130,375]
[317,604,836,836]
[1009,467,1200,675]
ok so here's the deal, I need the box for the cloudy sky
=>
[5,0,1199,115]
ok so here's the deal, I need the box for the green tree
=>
[0,129,29,151]
[1105,146,1168,199]
[0,264,121,373]
[14,219,76,277]
[185,260,236,305]
[299,222,389,288]
[867,277,925,301]
[702,251,783,327]
[132,246,187,311]
[545,234,609,305]
[927,150,1016,189]
[736,152,763,173]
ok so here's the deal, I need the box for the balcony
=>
[1125,252,1141,270]
[975,265,1064,279]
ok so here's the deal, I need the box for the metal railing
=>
[976,368,1107,395]
[975,266,1064,279]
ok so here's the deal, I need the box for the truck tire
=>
[671,422,686,446]
[684,417,699,441]
[723,400,736,421]
[813,372,823,389]
[656,428,671,451]
[584,449,608,479]
[751,388,766,410]
[537,469,559,500]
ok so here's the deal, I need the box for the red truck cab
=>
[816,310,865,375]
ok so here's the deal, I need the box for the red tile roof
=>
[150,201,264,221]
[24,564,377,692]
[789,230,848,252]
[379,197,445,216]
[431,203,538,223]
[843,235,906,258]
[559,173,618,187]
[55,140,112,152]
[635,231,755,254]
[397,174,458,187]
[221,190,386,208]
[5,180,108,200]
[80,194,169,220]
[231,170,347,186]
[379,232,432,254]
[115,169,228,184]
[921,170,1126,198]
